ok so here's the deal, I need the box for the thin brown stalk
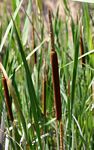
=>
[32,22,37,64]
[80,27,85,67]
[2,75,13,122]
[60,121,64,150]
[48,10,55,51]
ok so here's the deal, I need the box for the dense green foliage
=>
[0,0,94,149]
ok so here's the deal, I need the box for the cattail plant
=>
[49,10,62,121]
[2,74,13,122]
[48,9,64,149]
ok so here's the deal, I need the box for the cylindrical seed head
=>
[50,51,62,120]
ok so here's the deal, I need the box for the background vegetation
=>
[0,0,94,149]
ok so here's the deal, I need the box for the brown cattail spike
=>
[50,51,62,120]
[2,75,13,122]
[48,10,55,51]
[80,27,85,67]
[49,9,62,121]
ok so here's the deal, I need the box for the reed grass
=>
[0,0,94,149]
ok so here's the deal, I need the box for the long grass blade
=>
[12,17,42,149]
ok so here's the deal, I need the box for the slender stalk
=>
[67,80,71,149]
[42,59,46,117]
[60,121,64,150]
[56,121,59,150]
[80,27,85,67]
[48,10,55,51]
[70,19,80,149]
[32,18,37,64]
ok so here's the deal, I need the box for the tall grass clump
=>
[0,0,94,149]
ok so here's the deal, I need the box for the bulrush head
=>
[50,50,62,120]
[48,10,62,121]
[2,75,13,122]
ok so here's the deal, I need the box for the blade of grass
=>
[62,49,94,68]
[12,17,42,149]
[70,20,80,114]
[68,19,80,149]
[72,114,86,145]
[11,0,20,29]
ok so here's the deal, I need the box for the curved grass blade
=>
[70,20,80,115]
[9,37,49,78]
[72,114,86,145]
[12,17,42,150]
[68,19,80,148]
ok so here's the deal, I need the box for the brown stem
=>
[48,10,55,51]
[60,120,64,150]
[32,23,37,64]
[80,27,85,67]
